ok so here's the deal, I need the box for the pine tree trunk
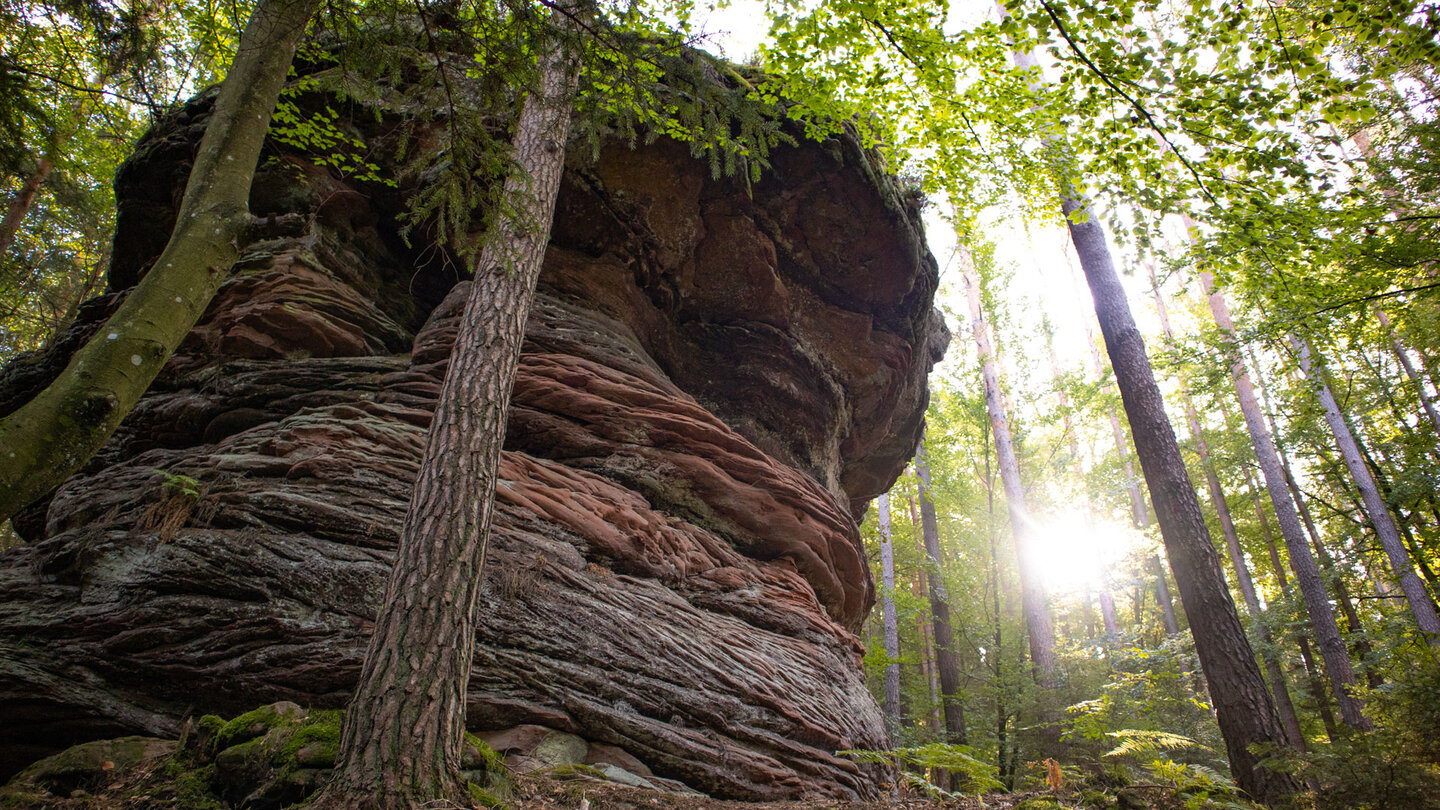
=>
[1066,198,1300,803]
[1375,310,1440,445]
[915,441,968,745]
[1149,261,1303,744]
[1200,274,1370,730]
[960,253,1058,687]
[0,158,52,258]
[1290,335,1440,644]
[311,10,583,809]
[878,493,903,733]
[0,0,323,522]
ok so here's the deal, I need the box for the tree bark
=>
[311,9,584,808]
[915,441,968,745]
[1375,309,1440,445]
[878,493,903,733]
[0,158,53,259]
[909,494,943,734]
[1251,368,1382,688]
[0,0,323,522]
[1066,197,1300,803]
[1199,273,1370,731]
[960,251,1058,687]
[1148,261,1303,746]
[1249,486,1341,743]
[1290,335,1440,645]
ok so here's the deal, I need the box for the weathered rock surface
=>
[0,77,946,800]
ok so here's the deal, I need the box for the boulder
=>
[0,60,946,801]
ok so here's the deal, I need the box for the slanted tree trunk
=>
[1290,335,1440,645]
[0,0,323,522]
[1148,261,1304,746]
[915,441,968,745]
[1375,309,1440,444]
[960,250,1057,688]
[1066,197,1300,803]
[878,492,903,732]
[1248,477,1341,742]
[1069,253,1178,638]
[1250,362,1381,688]
[310,9,584,808]
[1199,273,1370,731]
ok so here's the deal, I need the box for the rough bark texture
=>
[1291,335,1440,644]
[960,255,1057,687]
[914,442,968,744]
[1065,198,1299,804]
[311,12,585,809]
[1200,273,1370,731]
[1148,264,1303,746]
[0,57,947,799]
[0,0,323,521]
[877,493,902,733]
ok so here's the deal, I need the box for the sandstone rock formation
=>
[0,77,947,800]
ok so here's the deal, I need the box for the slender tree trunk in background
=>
[960,252,1058,688]
[0,158,53,258]
[1291,336,1440,645]
[915,441,968,745]
[1200,274,1369,730]
[1152,556,1180,636]
[1148,263,1303,743]
[313,10,583,808]
[1250,370,1381,688]
[0,0,323,522]
[878,493,903,733]
[1066,198,1300,803]
[1249,471,1341,742]
[1099,588,1120,637]
[909,494,944,734]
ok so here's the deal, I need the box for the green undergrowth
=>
[1,703,510,810]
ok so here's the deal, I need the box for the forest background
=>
[2,0,1440,806]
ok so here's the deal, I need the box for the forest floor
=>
[511,772,1101,809]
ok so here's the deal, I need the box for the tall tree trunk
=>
[1148,261,1303,743]
[312,10,584,808]
[1199,273,1370,730]
[1098,587,1120,637]
[878,493,903,733]
[1250,484,1341,743]
[915,441,968,744]
[1066,198,1300,802]
[0,158,53,258]
[0,0,323,521]
[1290,336,1440,644]
[909,493,943,733]
[1152,556,1181,635]
[1250,361,1381,687]
[1372,311,1440,445]
[960,251,1058,687]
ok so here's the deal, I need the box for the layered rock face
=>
[0,85,946,799]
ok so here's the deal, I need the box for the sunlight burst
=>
[1026,509,1139,595]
